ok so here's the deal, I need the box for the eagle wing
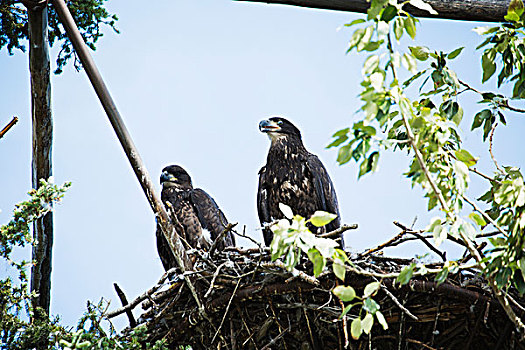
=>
[306,154,342,241]
[257,166,273,246]
[156,222,176,271]
[190,188,235,249]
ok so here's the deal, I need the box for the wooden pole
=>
[50,0,192,271]
[26,0,53,317]
[236,0,510,22]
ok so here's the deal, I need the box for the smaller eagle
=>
[156,165,234,270]
[257,117,343,246]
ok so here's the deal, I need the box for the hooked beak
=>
[259,119,281,133]
[160,171,176,184]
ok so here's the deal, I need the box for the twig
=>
[113,283,136,328]
[488,121,504,174]
[379,282,418,321]
[209,222,237,257]
[262,260,320,286]
[211,279,241,344]
[0,116,18,139]
[317,223,358,238]
[470,167,497,183]
[260,327,290,350]
[462,195,508,238]
[106,267,177,318]
[204,261,229,299]
[360,231,407,257]
[458,79,525,113]
[393,222,447,262]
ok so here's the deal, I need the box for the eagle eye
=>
[277,120,283,125]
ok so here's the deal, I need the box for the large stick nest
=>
[117,246,525,349]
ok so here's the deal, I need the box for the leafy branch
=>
[327,0,525,333]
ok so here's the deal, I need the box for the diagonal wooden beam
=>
[236,0,510,22]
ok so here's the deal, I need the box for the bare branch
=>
[0,116,18,139]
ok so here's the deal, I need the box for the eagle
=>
[257,117,343,246]
[156,165,235,270]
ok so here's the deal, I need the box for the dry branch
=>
[0,116,18,139]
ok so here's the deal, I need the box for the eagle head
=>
[160,165,193,190]
[259,116,302,142]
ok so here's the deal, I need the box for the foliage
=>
[327,0,525,294]
[269,205,387,339]
[1,180,70,349]
[271,0,525,337]
[0,0,119,73]
[0,182,167,349]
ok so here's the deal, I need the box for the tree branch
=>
[236,0,510,22]
[0,116,18,139]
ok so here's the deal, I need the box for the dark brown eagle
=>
[156,165,235,270]
[257,117,343,246]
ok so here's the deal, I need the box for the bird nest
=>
[109,239,525,350]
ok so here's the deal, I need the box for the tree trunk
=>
[236,0,510,22]
[27,2,53,317]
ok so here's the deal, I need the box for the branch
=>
[113,283,136,328]
[393,222,446,262]
[317,223,358,238]
[0,116,18,139]
[235,0,510,22]
[458,80,525,114]
[209,222,237,257]
[106,267,177,319]
[462,195,508,238]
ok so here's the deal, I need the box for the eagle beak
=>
[259,119,281,133]
[160,171,176,184]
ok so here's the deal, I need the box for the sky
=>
[1,0,524,330]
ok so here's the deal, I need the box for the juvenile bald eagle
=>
[257,117,343,246]
[156,165,234,270]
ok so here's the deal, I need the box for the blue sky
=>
[1,0,524,330]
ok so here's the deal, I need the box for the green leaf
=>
[327,135,348,148]
[404,16,416,39]
[482,50,496,83]
[351,318,363,340]
[279,203,293,219]
[358,152,380,178]
[308,248,326,277]
[409,0,438,14]
[396,264,415,285]
[369,71,385,91]
[506,0,524,21]
[345,18,366,27]
[469,212,487,227]
[409,46,430,61]
[435,266,449,285]
[472,109,491,131]
[380,5,398,22]
[362,313,374,334]
[362,55,380,75]
[447,47,464,59]
[309,211,337,227]
[333,285,356,302]
[363,281,381,298]
[394,17,404,41]
[337,144,353,164]
[333,262,346,281]
[363,298,380,313]
[341,303,356,317]
[376,310,389,330]
[455,149,478,167]
[333,127,350,138]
